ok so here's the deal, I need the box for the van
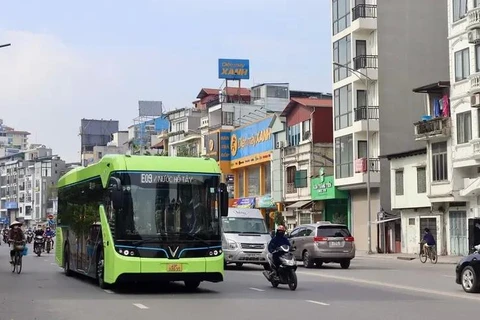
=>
[221,208,270,269]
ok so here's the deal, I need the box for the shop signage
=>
[206,132,219,161]
[5,202,18,210]
[232,197,255,208]
[230,117,274,161]
[218,58,250,80]
[219,131,231,161]
[311,175,348,201]
[255,195,276,209]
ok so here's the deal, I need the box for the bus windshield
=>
[112,172,220,241]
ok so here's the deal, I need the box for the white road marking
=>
[306,300,330,306]
[297,271,480,302]
[103,289,114,294]
[249,287,265,292]
[133,303,149,309]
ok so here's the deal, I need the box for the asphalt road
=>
[0,243,477,320]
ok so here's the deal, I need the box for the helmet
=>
[10,221,22,228]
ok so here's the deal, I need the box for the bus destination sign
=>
[139,173,196,184]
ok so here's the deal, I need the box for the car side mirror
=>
[218,183,229,217]
[109,177,123,210]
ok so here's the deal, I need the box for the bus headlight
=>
[116,247,138,257]
[207,249,222,257]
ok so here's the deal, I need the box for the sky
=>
[0,0,331,162]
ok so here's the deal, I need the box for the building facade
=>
[166,108,204,157]
[331,0,449,252]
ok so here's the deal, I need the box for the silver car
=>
[289,221,355,269]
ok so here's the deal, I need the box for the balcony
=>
[414,117,451,141]
[286,183,296,194]
[467,7,480,31]
[354,106,379,121]
[470,73,480,94]
[354,55,378,70]
[354,158,380,173]
[351,4,377,33]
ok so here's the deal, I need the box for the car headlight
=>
[227,240,238,249]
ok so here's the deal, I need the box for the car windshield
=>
[221,217,268,234]
[112,172,220,241]
[317,226,351,237]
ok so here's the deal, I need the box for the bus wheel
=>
[96,250,109,289]
[64,247,72,277]
[184,280,200,290]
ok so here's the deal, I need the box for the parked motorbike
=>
[34,236,44,257]
[26,231,33,244]
[262,245,298,291]
[45,236,53,253]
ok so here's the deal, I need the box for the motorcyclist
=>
[34,228,44,237]
[8,221,25,264]
[44,227,54,238]
[268,225,291,272]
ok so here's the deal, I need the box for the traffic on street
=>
[0,241,478,320]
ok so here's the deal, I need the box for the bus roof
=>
[57,155,222,188]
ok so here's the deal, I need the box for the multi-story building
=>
[0,145,66,226]
[272,97,334,229]
[330,0,449,252]
[92,131,129,162]
[166,108,205,157]
[0,119,30,156]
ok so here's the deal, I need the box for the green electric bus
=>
[55,154,229,289]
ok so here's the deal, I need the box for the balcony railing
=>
[352,4,377,21]
[354,55,378,70]
[284,146,297,156]
[286,182,296,194]
[414,117,451,139]
[471,73,480,93]
[355,158,380,173]
[354,106,379,121]
[468,7,480,30]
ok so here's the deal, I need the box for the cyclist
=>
[423,228,436,253]
[8,221,25,265]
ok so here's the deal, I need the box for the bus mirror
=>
[110,189,123,210]
[218,183,229,217]
[109,177,121,191]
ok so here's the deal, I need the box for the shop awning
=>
[286,201,312,210]
[372,216,401,224]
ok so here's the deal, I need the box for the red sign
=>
[355,158,367,173]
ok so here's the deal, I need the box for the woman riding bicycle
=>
[423,228,436,251]
[8,221,25,265]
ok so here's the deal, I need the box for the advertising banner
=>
[218,59,250,80]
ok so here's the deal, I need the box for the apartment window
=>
[247,166,260,196]
[335,134,353,178]
[432,142,448,182]
[264,162,271,194]
[334,84,352,130]
[174,121,185,132]
[294,170,308,188]
[476,45,480,72]
[476,0,480,7]
[302,120,311,140]
[333,35,351,83]
[453,0,468,22]
[457,111,472,144]
[357,140,367,158]
[287,124,301,146]
[454,48,470,81]
[266,86,288,99]
[222,111,234,125]
[395,170,404,196]
[332,0,350,35]
[237,169,244,197]
[417,167,427,194]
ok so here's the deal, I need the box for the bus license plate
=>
[167,264,183,272]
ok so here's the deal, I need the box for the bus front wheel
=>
[184,280,200,290]
[97,250,109,289]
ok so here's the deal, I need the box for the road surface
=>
[0,243,475,320]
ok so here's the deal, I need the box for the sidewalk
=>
[355,251,463,265]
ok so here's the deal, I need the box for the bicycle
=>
[11,241,25,274]
[419,242,438,264]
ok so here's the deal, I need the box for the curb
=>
[356,255,459,265]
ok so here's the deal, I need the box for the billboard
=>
[230,117,274,161]
[139,100,163,117]
[219,132,231,161]
[205,132,219,161]
[80,119,119,152]
[218,59,250,80]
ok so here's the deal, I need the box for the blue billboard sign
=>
[5,202,18,210]
[219,131,231,161]
[218,59,250,80]
[230,117,274,160]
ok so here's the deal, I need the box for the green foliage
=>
[273,211,285,226]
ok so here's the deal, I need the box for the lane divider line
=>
[306,300,330,306]
[249,287,265,292]
[133,303,149,309]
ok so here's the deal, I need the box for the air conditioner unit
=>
[276,141,284,149]
[469,30,480,44]
[471,93,480,107]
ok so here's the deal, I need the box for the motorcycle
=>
[26,231,33,244]
[45,236,53,253]
[262,245,298,291]
[34,236,44,257]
